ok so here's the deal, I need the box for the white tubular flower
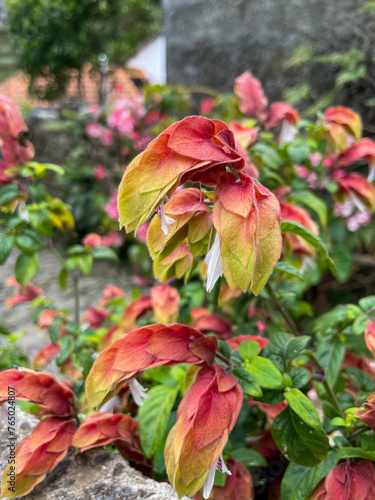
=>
[129,377,150,406]
[349,191,368,213]
[157,201,175,235]
[202,453,231,499]
[99,395,121,413]
[368,163,375,183]
[17,201,30,223]
[205,232,224,293]
[279,122,297,144]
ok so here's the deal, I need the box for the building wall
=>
[163,0,373,100]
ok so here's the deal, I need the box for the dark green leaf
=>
[207,277,221,306]
[217,339,232,360]
[284,336,311,360]
[338,447,375,460]
[0,233,14,264]
[232,368,262,397]
[316,340,345,387]
[280,450,338,500]
[0,184,18,205]
[342,368,375,392]
[56,336,75,365]
[290,368,311,389]
[272,407,329,466]
[281,221,336,274]
[267,332,294,357]
[274,262,303,281]
[231,448,268,467]
[15,229,44,254]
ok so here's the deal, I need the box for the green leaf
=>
[290,368,311,389]
[217,339,232,360]
[15,229,44,254]
[284,388,322,429]
[59,268,69,290]
[280,450,339,500]
[352,315,368,335]
[287,143,310,163]
[253,143,283,169]
[49,320,62,344]
[15,253,39,286]
[78,254,93,275]
[68,244,86,256]
[56,336,75,365]
[267,332,294,357]
[0,233,14,264]
[138,385,179,458]
[29,209,54,236]
[342,368,375,392]
[239,340,259,362]
[280,220,336,274]
[0,184,18,205]
[91,245,118,262]
[248,357,284,389]
[338,447,375,460]
[284,336,311,360]
[207,277,221,306]
[359,296,375,313]
[274,262,303,281]
[231,448,267,467]
[272,407,329,466]
[316,340,346,387]
[232,367,262,397]
[289,191,327,228]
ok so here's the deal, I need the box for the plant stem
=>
[265,283,301,336]
[72,272,80,324]
[347,427,366,442]
[265,282,345,418]
[215,351,232,367]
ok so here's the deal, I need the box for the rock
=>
[0,412,188,500]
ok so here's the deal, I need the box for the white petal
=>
[99,395,121,413]
[205,233,223,292]
[279,122,297,144]
[157,201,175,235]
[368,163,375,183]
[349,191,367,213]
[129,377,150,406]
[202,453,231,499]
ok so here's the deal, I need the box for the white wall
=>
[128,35,166,85]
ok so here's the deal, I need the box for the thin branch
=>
[215,351,232,368]
[265,283,301,336]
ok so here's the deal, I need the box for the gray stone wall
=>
[163,0,373,99]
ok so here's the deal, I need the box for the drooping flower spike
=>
[165,364,242,498]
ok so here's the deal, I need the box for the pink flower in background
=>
[234,71,268,119]
[107,96,145,136]
[135,222,149,244]
[121,147,131,156]
[82,233,102,248]
[134,133,152,152]
[6,277,44,307]
[94,165,106,181]
[101,129,113,146]
[104,192,119,220]
[199,97,215,115]
[86,122,106,138]
[131,275,153,287]
[98,285,125,307]
[346,211,372,231]
[144,110,162,126]
[256,320,266,334]
[309,152,322,167]
[88,105,99,114]
[101,232,123,247]
[83,306,110,328]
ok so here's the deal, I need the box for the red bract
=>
[0,368,76,417]
[32,343,60,370]
[234,72,268,120]
[37,310,60,329]
[0,417,76,498]
[5,277,44,307]
[118,116,245,233]
[364,322,375,357]
[0,160,13,184]
[213,172,281,294]
[72,412,146,466]
[280,202,319,257]
[323,106,362,151]
[2,138,35,167]
[355,392,375,431]
[83,306,110,328]
[154,241,194,282]
[0,95,27,141]
[191,308,233,340]
[250,400,287,425]
[165,365,242,498]
[151,282,180,324]
[229,121,259,178]
[121,295,153,325]
[82,233,102,247]
[324,460,375,500]
[334,172,375,212]
[266,102,299,129]
[86,323,218,408]
[98,285,125,306]
[333,138,375,182]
